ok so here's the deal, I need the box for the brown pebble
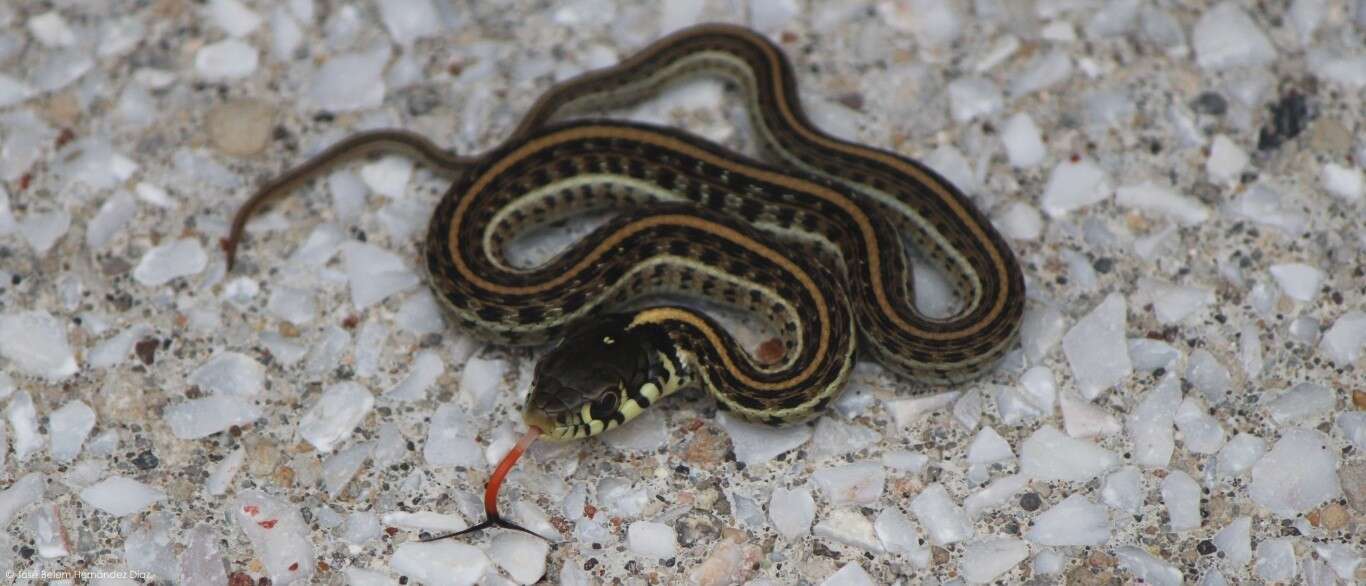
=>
[755,338,784,365]
[932,546,950,565]
[1341,463,1366,513]
[1353,390,1365,410]
[228,572,253,586]
[134,337,159,365]
[207,99,276,157]
[1315,503,1348,530]
[279,322,299,338]
[273,465,295,488]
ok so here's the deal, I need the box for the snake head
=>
[524,314,660,441]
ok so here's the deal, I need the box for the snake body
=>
[226,24,1025,441]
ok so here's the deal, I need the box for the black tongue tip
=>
[419,516,548,542]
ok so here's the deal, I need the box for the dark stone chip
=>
[132,450,159,470]
[1020,492,1042,511]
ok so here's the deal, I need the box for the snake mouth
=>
[521,409,574,441]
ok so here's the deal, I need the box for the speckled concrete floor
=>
[0,1,1363,585]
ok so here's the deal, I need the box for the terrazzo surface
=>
[0,0,1363,585]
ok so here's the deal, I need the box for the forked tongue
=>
[421,426,544,541]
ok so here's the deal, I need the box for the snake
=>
[225,23,1024,446]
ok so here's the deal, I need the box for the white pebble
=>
[946,77,1002,123]
[1249,428,1341,517]
[995,202,1042,240]
[1020,305,1066,363]
[810,417,881,458]
[819,562,876,586]
[48,399,95,463]
[7,391,41,462]
[378,0,442,46]
[1216,433,1266,479]
[195,39,259,80]
[814,509,883,552]
[206,447,245,496]
[0,75,33,108]
[307,45,390,112]
[298,382,374,453]
[267,286,316,325]
[974,35,1020,72]
[29,12,78,47]
[748,0,799,32]
[1269,263,1323,302]
[80,476,165,517]
[1127,338,1180,372]
[134,238,208,286]
[1127,373,1181,467]
[17,209,70,255]
[1033,549,1067,576]
[967,426,1013,469]
[1336,411,1366,451]
[322,442,371,497]
[390,541,487,586]
[165,395,261,439]
[717,411,811,466]
[1185,349,1231,405]
[1254,538,1298,582]
[487,532,549,584]
[881,450,929,475]
[1320,310,1366,365]
[86,192,137,249]
[1320,162,1363,202]
[0,311,78,380]
[1239,324,1264,380]
[1115,546,1183,586]
[1062,293,1131,399]
[1173,397,1224,454]
[874,507,928,563]
[1115,181,1210,225]
[459,355,507,415]
[1020,426,1120,482]
[1206,135,1249,184]
[1101,466,1142,513]
[879,0,960,48]
[360,155,414,199]
[342,242,421,309]
[910,483,974,545]
[1212,516,1252,566]
[1041,158,1110,217]
[1027,494,1110,546]
[1000,112,1045,168]
[208,0,263,37]
[328,169,368,221]
[769,487,816,539]
[964,474,1028,519]
[1059,391,1122,438]
[1263,382,1335,425]
[182,525,228,586]
[602,410,668,452]
[627,521,677,558]
[1193,2,1277,71]
[191,352,265,397]
[1161,471,1201,531]
[395,290,445,336]
[813,462,885,506]
[384,350,445,402]
[423,403,483,468]
[232,491,316,583]
[0,473,45,526]
[1008,50,1072,97]
[960,537,1028,583]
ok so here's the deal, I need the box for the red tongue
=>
[484,426,542,517]
[421,426,545,541]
